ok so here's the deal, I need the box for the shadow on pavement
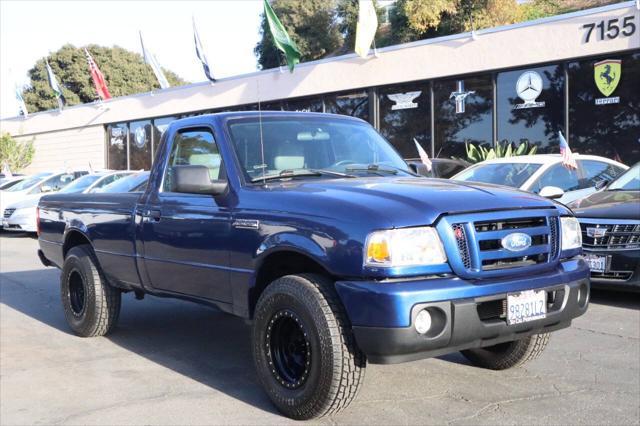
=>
[590,288,640,310]
[0,269,278,416]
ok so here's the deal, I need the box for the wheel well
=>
[63,230,92,258]
[249,251,332,317]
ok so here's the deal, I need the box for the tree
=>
[0,133,35,172]
[255,0,343,70]
[22,44,187,113]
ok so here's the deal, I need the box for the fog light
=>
[415,309,432,334]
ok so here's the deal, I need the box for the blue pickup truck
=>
[37,112,590,419]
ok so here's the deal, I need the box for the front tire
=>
[252,274,366,420]
[461,333,550,370]
[61,244,121,337]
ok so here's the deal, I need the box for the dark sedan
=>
[568,163,640,291]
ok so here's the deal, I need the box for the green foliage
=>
[23,44,187,113]
[255,0,343,70]
[0,133,35,172]
[465,141,537,163]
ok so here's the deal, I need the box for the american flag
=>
[84,48,111,100]
[558,131,577,170]
[414,138,432,172]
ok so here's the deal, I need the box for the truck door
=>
[139,126,232,303]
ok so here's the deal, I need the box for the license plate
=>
[507,290,547,325]
[585,254,606,273]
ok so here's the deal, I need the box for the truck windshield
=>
[454,163,542,188]
[227,117,412,182]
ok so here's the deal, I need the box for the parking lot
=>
[1,233,638,425]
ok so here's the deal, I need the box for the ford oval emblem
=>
[501,232,532,252]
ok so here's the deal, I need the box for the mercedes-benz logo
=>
[516,71,543,104]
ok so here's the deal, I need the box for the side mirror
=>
[40,184,53,193]
[172,165,227,195]
[595,179,609,190]
[539,186,565,199]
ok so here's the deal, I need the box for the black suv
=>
[569,163,640,291]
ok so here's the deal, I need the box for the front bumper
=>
[585,248,640,291]
[2,209,37,233]
[335,257,590,364]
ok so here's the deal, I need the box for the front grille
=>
[452,224,471,269]
[476,289,563,322]
[3,208,15,218]
[580,222,640,250]
[591,271,634,281]
[443,209,560,278]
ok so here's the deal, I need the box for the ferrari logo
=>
[594,59,621,97]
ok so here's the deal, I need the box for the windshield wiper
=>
[345,163,406,176]
[251,168,355,183]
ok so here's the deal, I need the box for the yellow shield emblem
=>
[594,59,621,97]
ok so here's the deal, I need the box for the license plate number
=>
[507,290,547,325]
[585,254,606,273]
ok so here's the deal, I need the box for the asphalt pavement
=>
[1,233,638,425]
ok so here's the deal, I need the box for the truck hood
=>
[264,177,561,227]
[570,190,640,220]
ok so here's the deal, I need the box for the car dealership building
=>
[1,1,639,174]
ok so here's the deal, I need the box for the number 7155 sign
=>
[583,16,637,43]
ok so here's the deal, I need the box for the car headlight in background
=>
[365,226,447,267]
[560,216,582,251]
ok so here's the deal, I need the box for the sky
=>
[0,0,265,119]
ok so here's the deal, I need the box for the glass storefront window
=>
[283,96,323,113]
[107,123,127,170]
[378,82,430,158]
[497,65,565,154]
[324,91,369,122]
[568,52,640,165]
[129,120,152,170]
[434,75,493,160]
[153,116,177,155]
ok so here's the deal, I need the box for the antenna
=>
[257,76,266,184]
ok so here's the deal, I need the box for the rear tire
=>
[461,333,550,370]
[60,244,121,337]
[252,274,366,420]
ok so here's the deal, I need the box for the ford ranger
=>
[37,112,590,419]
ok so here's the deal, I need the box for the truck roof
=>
[170,110,367,128]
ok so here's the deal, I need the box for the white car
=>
[56,171,135,195]
[1,171,87,232]
[451,154,628,205]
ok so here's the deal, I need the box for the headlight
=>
[365,226,447,267]
[560,216,582,251]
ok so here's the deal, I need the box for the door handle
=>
[139,209,161,222]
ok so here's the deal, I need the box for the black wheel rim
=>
[68,269,86,317]
[266,309,311,389]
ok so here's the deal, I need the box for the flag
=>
[84,48,112,100]
[1,162,12,178]
[193,18,215,83]
[263,0,301,72]
[139,32,170,89]
[414,138,432,172]
[355,0,378,58]
[559,131,577,170]
[15,84,28,117]
[45,59,65,109]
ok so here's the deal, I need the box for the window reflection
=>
[324,91,369,122]
[378,83,430,158]
[497,65,564,154]
[107,123,127,170]
[283,97,323,113]
[129,120,152,170]
[569,52,640,165]
[434,76,492,159]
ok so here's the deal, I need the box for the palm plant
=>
[465,141,537,164]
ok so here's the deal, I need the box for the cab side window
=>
[163,129,223,192]
[535,164,580,192]
[578,160,626,188]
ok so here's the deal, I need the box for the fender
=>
[254,231,334,274]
